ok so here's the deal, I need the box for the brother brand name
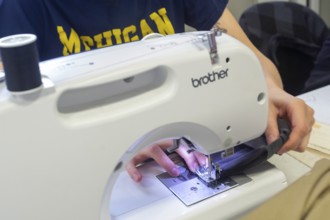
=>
[191,68,229,88]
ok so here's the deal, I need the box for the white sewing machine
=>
[0,30,287,220]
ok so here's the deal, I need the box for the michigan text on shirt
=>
[57,8,175,56]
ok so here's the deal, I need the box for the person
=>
[0,0,314,182]
[241,158,330,220]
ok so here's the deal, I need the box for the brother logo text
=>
[191,69,229,88]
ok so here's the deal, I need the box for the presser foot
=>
[195,162,222,188]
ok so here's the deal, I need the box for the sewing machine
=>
[0,30,287,220]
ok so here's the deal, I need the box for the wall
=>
[320,0,330,26]
[227,0,255,19]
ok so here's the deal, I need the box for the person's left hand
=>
[126,139,207,182]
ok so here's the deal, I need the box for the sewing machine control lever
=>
[166,139,181,154]
[207,30,219,65]
[206,27,226,65]
[167,137,198,154]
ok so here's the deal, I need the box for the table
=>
[270,85,330,184]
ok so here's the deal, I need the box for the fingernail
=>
[170,167,180,176]
[193,162,198,172]
[132,173,140,182]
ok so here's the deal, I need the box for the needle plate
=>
[157,166,251,206]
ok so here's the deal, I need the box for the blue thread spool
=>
[0,34,42,93]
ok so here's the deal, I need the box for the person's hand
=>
[265,85,315,155]
[126,139,207,182]
[216,8,314,154]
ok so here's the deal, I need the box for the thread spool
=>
[0,34,42,93]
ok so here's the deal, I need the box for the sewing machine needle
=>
[208,155,212,178]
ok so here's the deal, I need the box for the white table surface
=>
[269,85,330,185]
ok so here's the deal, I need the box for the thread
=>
[0,34,42,93]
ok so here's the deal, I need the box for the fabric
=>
[241,158,330,220]
[210,118,290,178]
[304,35,330,92]
[0,0,228,61]
[239,2,329,95]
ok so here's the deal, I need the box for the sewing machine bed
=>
[110,158,287,220]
